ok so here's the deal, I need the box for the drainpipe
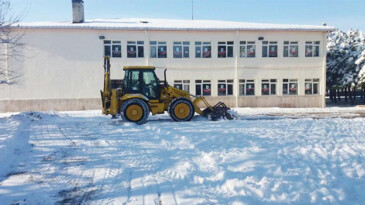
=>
[145,29,149,65]
[235,30,239,108]
[322,31,328,108]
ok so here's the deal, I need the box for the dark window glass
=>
[262,46,268,57]
[305,45,313,57]
[218,46,226,58]
[313,83,318,94]
[227,46,234,57]
[183,46,189,58]
[269,45,277,57]
[305,83,312,94]
[284,46,289,57]
[271,84,276,95]
[158,46,167,58]
[104,45,111,57]
[127,45,137,58]
[218,84,226,96]
[196,84,202,96]
[203,46,211,58]
[228,84,233,95]
[203,84,211,96]
[150,46,157,58]
[195,46,201,58]
[174,84,183,90]
[138,46,144,57]
[290,45,299,57]
[262,83,270,95]
[173,45,182,58]
[289,83,298,95]
[283,84,288,95]
[247,45,255,57]
[112,45,121,58]
[246,83,255,95]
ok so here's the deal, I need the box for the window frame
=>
[217,80,234,96]
[195,80,211,96]
[218,41,234,58]
[127,41,144,58]
[262,41,278,58]
[174,80,190,93]
[305,79,320,95]
[195,41,212,58]
[150,41,167,58]
[283,41,299,58]
[283,79,298,95]
[305,41,320,57]
[173,41,190,58]
[239,79,255,96]
[240,41,256,58]
[261,79,277,95]
[104,40,122,58]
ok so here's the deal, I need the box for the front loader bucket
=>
[202,102,235,121]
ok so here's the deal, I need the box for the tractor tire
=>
[121,99,149,125]
[168,97,195,122]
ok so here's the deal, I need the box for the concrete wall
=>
[0,28,327,112]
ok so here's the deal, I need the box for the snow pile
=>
[0,110,365,204]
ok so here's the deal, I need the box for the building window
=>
[240,41,256,58]
[239,79,255,96]
[305,79,319,95]
[305,41,320,57]
[150,41,167,58]
[104,40,121,58]
[217,80,234,96]
[261,79,277,95]
[127,41,144,58]
[262,41,278,58]
[174,80,190,93]
[218,41,234,58]
[173,41,190,58]
[283,41,298,57]
[283,79,298,95]
[195,42,211,58]
[196,80,211,96]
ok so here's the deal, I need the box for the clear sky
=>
[10,0,365,32]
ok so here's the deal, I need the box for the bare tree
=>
[0,0,25,85]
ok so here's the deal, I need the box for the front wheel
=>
[121,99,149,124]
[168,97,195,122]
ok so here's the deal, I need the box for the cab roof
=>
[123,66,155,70]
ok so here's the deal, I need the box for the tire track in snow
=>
[136,124,179,205]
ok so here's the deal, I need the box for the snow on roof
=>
[14,18,335,32]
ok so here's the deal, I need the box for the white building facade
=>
[0,19,334,112]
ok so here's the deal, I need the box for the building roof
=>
[14,18,335,32]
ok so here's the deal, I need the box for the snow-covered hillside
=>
[0,109,365,204]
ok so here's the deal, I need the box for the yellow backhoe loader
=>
[100,56,234,124]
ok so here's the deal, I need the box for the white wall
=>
[0,28,327,109]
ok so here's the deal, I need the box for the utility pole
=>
[192,0,194,20]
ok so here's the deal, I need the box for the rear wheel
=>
[168,97,195,121]
[121,99,149,124]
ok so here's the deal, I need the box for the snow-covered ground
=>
[0,108,365,204]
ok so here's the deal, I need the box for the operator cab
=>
[123,66,160,100]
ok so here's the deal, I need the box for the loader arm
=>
[101,57,111,114]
